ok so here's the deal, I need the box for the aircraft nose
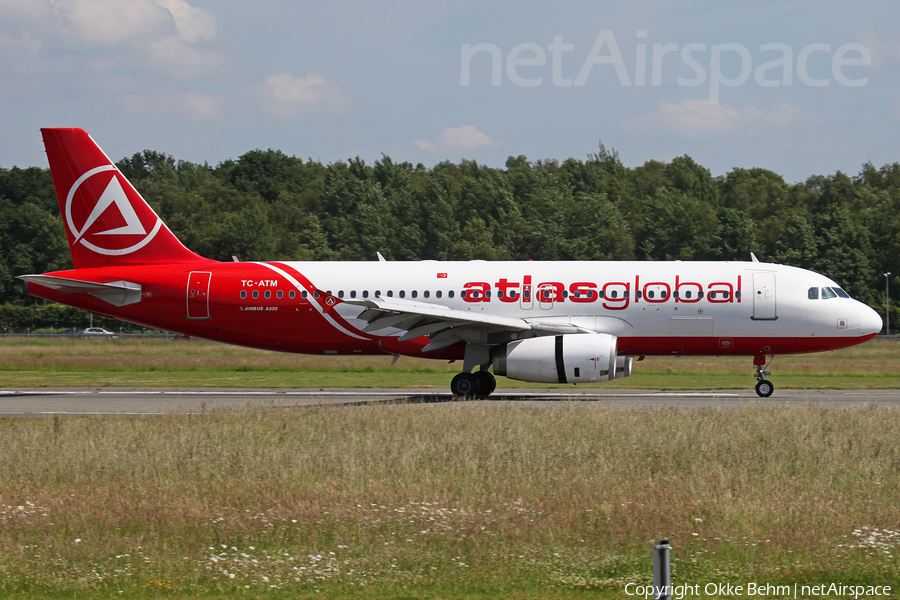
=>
[860,305,883,336]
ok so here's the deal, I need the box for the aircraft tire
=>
[755,380,774,398]
[451,372,477,396]
[473,371,496,397]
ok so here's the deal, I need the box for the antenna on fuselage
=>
[377,252,386,262]
[750,252,760,263]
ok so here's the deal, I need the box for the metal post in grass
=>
[885,272,891,336]
[652,539,672,600]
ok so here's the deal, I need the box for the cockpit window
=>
[821,287,837,299]
[808,287,819,300]
[834,287,850,298]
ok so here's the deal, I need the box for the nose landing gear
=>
[753,354,774,397]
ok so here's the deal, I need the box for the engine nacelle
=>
[493,333,618,384]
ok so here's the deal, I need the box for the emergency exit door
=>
[187,271,212,319]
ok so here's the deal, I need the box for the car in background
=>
[80,327,119,339]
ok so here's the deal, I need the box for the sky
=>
[2,0,900,183]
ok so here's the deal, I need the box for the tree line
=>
[1,142,897,330]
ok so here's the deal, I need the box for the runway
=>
[1,387,900,416]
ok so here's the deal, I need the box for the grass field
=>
[1,336,899,390]
[1,403,899,599]
[1,337,899,599]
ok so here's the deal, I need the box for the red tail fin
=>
[41,128,211,269]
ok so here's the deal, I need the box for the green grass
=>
[1,403,899,598]
[0,336,898,390]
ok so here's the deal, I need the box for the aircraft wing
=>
[18,274,142,307]
[344,296,588,352]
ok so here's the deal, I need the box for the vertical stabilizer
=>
[41,128,211,269]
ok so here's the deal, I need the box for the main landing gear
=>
[753,354,774,397]
[451,344,497,397]
[450,370,496,397]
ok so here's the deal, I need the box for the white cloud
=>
[0,0,216,51]
[413,126,502,154]
[61,0,172,45]
[258,73,352,121]
[854,27,900,71]
[124,91,222,120]
[622,100,816,141]
[154,0,215,42]
[145,36,226,77]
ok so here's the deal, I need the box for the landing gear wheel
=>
[451,372,477,396]
[472,371,496,397]
[755,380,774,398]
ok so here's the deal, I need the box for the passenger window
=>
[252,290,259,299]
[363,290,369,298]
[399,291,406,298]
[461,290,467,298]
[240,290,247,299]
[821,287,837,299]
[424,291,430,298]
[436,291,442,298]
[264,290,271,299]
[277,290,283,299]
[808,287,819,300]
[685,291,692,299]
[448,291,454,298]
[313,291,319,298]
[411,291,417,299]
[338,291,344,298]
[722,291,729,299]
[387,291,393,297]
[648,290,655,299]
[375,290,381,297]
[350,290,356,298]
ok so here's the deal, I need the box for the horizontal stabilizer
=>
[18,274,142,307]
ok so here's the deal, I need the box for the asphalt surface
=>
[1,387,899,417]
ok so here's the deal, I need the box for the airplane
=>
[19,128,883,397]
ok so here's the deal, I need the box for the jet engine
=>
[493,333,620,384]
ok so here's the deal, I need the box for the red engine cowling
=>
[493,333,618,384]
